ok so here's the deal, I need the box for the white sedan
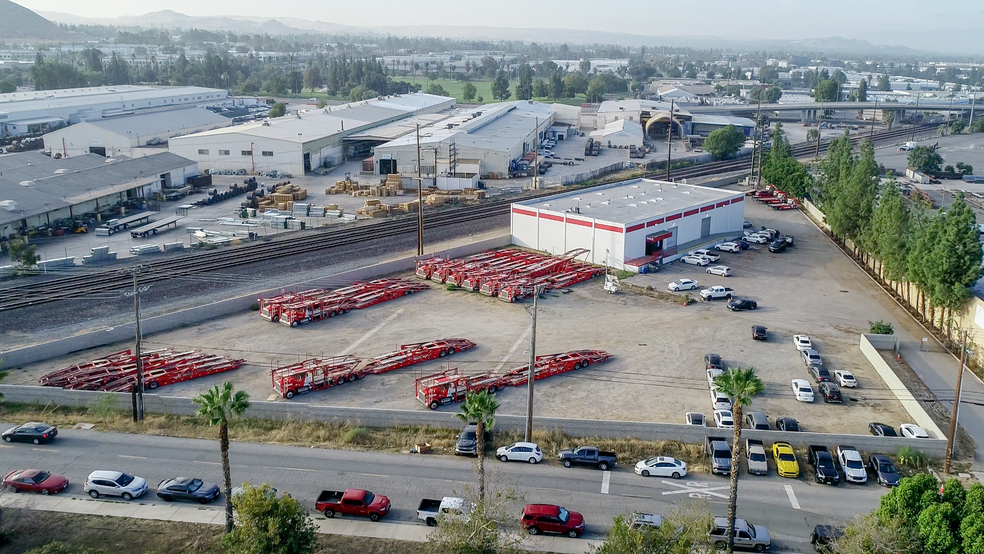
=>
[707,368,724,388]
[792,379,815,402]
[745,234,769,244]
[668,279,700,291]
[899,424,930,438]
[495,442,543,464]
[714,242,741,253]
[835,370,857,388]
[714,409,735,428]
[710,389,732,411]
[681,255,711,266]
[706,265,731,277]
[793,335,813,351]
[634,456,688,478]
[690,249,721,262]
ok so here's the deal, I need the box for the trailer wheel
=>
[487,385,497,394]
[446,347,456,355]
[291,321,298,328]
[439,350,447,357]
[285,390,295,399]
[147,381,159,390]
[347,374,357,382]
[329,311,336,317]
[429,401,440,410]
[334,378,343,386]
[323,508,335,518]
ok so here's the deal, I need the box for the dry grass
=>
[0,402,709,469]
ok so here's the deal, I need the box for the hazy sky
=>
[14,0,984,40]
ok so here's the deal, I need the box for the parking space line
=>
[118,455,147,460]
[784,485,800,509]
[33,448,58,452]
[340,309,403,355]
[195,461,221,466]
[601,471,611,494]
[494,329,531,371]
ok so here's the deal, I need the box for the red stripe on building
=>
[595,223,624,234]
[716,201,729,208]
[567,218,593,228]
[646,218,665,227]
[539,213,564,222]
[700,204,714,213]
[512,207,537,217]
[666,213,682,221]
[626,223,645,233]
[731,196,744,203]
[684,209,699,217]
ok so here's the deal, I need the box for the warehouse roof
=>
[72,107,231,137]
[597,99,693,117]
[691,114,756,128]
[516,178,740,225]
[0,85,227,115]
[590,119,644,138]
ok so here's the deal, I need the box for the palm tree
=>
[454,390,499,502]
[194,382,250,534]
[712,367,765,553]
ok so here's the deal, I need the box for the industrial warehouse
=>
[510,178,745,270]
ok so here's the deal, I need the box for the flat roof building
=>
[589,119,644,148]
[511,178,745,270]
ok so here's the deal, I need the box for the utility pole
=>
[533,117,538,190]
[415,124,424,256]
[665,100,674,181]
[945,331,968,473]
[814,100,825,160]
[121,267,148,421]
[970,92,977,130]
[524,285,542,442]
[749,100,761,187]
[755,120,764,188]
[869,99,878,138]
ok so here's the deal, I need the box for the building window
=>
[198,149,209,155]
[242,150,252,156]
[262,151,274,157]
[219,150,230,156]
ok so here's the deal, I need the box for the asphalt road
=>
[1,427,889,551]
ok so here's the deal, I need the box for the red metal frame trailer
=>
[258,278,428,327]
[39,349,245,392]
[271,356,362,399]
[495,350,613,387]
[362,338,477,375]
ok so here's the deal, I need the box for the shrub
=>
[343,427,371,445]
[869,320,894,334]
[897,445,927,469]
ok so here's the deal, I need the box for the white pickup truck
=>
[700,286,735,300]
[745,439,768,476]
[417,496,468,526]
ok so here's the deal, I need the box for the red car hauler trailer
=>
[258,278,428,327]
[39,349,245,392]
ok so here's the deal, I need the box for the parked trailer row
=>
[258,278,429,327]
[39,349,246,392]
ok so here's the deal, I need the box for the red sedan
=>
[3,469,69,495]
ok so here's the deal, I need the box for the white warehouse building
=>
[169,94,455,176]
[511,179,745,271]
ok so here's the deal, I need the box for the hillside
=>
[0,0,70,40]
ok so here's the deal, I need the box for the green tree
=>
[854,79,868,102]
[867,181,910,282]
[427,83,448,96]
[806,128,819,143]
[490,70,511,101]
[877,473,940,526]
[269,103,287,118]
[0,80,15,93]
[563,73,588,97]
[223,483,317,554]
[813,79,840,102]
[595,504,715,554]
[762,123,813,198]
[869,320,895,334]
[884,109,896,131]
[302,65,322,91]
[929,195,983,333]
[908,146,943,173]
[827,140,877,248]
[461,82,477,102]
[454,390,499,502]
[815,132,854,209]
[703,125,746,160]
[952,119,966,134]
[549,72,564,99]
[907,208,944,319]
[425,486,523,554]
[748,86,782,103]
[532,79,548,98]
[917,502,960,554]
[8,239,39,268]
[515,64,533,101]
[833,513,919,554]
[877,74,892,91]
[712,367,765,553]
[194,382,251,533]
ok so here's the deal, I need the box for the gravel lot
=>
[4,189,912,434]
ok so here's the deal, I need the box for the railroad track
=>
[0,123,932,313]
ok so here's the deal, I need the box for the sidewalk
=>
[0,493,600,554]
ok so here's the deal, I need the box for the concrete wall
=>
[0,234,512,370]
[860,333,946,438]
[0,384,945,457]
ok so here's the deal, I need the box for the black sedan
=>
[727,298,758,311]
[2,422,57,444]
[868,454,900,487]
[769,239,788,253]
[704,353,724,370]
[819,382,842,403]
[157,477,220,504]
[810,365,832,383]
[775,417,800,432]
[869,422,898,437]
[751,325,768,341]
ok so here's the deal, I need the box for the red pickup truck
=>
[315,488,391,521]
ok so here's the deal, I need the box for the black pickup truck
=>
[808,445,840,485]
[558,446,617,470]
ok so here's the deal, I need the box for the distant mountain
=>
[0,0,72,40]
[39,9,358,36]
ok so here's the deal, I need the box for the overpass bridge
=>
[686,101,977,122]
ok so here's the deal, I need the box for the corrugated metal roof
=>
[79,107,231,137]
[0,86,227,115]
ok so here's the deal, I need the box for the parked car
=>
[868,422,897,437]
[899,424,930,438]
[84,470,148,500]
[681,254,711,266]
[668,278,700,291]
[686,412,706,426]
[772,442,800,478]
[745,439,769,476]
[868,454,901,487]
[714,409,735,428]
[707,368,725,387]
[792,379,815,402]
[751,325,768,341]
[836,446,867,484]
[808,445,840,485]
[714,242,741,253]
[709,517,772,551]
[801,349,823,367]
[811,525,845,552]
[769,239,788,253]
[728,298,758,311]
[835,370,857,388]
[706,437,732,475]
[711,389,733,411]
[635,456,687,478]
[632,513,665,529]
[521,504,584,537]
[2,469,69,495]
[775,417,800,432]
[156,477,220,504]
[744,411,770,430]
[819,382,842,403]
[793,335,813,351]
[316,488,391,521]
[700,285,735,300]
[417,496,468,527]
[705,353,724,370]
[1,422,57,444]
[497,442,543,464]
[706,265,732,277]
[558,445,617,470]
[810,365,832,383]
[743,220,752,228]
[690,249,721,262]
[745,234,770,244]
[455,423,480,456]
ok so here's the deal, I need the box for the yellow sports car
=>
[772,441,800,478]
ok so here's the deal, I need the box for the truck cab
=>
[316,488,391,521]
[417,496,468,526]
[558,446,617,470]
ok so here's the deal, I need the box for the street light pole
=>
[945,330,968,473]
[665,100,674,181]
[749,100,761,187]
[415,124,424,256]
[815,100,825,160]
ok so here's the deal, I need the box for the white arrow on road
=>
[660,480,730,499]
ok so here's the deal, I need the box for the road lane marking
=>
[620,494,652,499]
[601,471,611,494]
[660,480,729,500]
[118,455,147,460]
[32,448,58,452]
[494,329,531,371]
[340,309,403,355]
[784,485,801,509]
[195,461,221,466]
[262,466,317,472]
[361,473,389,478]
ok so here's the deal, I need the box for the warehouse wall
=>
[44,123,133,158]
[169,135,303,175]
